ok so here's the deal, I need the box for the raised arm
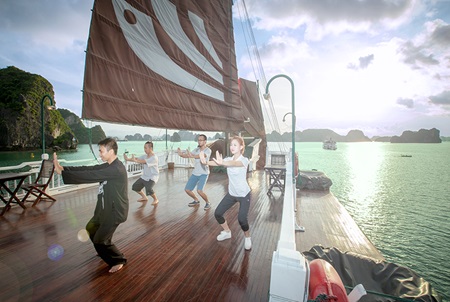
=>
[124,153,143,164]
[53,152,64,174]
[177,148,185,158]
[123,152,131,161]
[213,152,244,167]
[178,148,201,159]
[199,150,218,166]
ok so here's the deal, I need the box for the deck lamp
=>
[282,112,294,123]
[41,94,56,159]
[264,74,296,184]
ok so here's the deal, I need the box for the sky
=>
[1,0,449,138]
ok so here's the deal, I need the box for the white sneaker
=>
[217,231,232,241]
[244,237,252,250]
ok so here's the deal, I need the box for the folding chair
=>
[21,159,56,206]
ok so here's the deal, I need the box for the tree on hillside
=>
[58,108,106,144]
[125,133,144,141]
[178,130,195,141]
[0,66,76,150]
[266,130,282,142]
[171,132,181,142]
[161,133,171,142]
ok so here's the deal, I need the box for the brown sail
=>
[239,78,267,169]
[82,0,244,132]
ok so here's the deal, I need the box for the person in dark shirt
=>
[53,137,129,273]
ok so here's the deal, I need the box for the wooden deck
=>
[0,169,382,302]
[296,190,384,260]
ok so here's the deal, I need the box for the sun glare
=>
[345,143,385,221]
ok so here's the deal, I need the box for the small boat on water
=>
[2,0,440,300]
[401,154,412,157]
[323,138,337,150]
[77,0,442,300]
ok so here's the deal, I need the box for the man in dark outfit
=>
[53,137,129,273]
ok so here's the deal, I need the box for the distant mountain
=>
[58,109,106,144]
[298,129,341,142]
[268,128,371,142]
[390,128,441,143]
[267,128,442,143]
[345,130,371,142]
[372,136,391,142]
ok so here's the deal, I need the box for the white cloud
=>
[347,54,375,70]
[1,0,449,137]
[397,97,415,108]
[0,0,93,116]
[234,0,450,135]
[237,0,419,40]
[429,90,450,105]
[0,0,93,50]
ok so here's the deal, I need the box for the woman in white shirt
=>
[200,136,252,250]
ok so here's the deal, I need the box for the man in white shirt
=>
[124,141,159,205]
[177,134,212,210]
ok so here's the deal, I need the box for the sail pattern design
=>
[151,0,224,85]
[112,0,224,100]
[188,12,223,70]
[82,0,243,131]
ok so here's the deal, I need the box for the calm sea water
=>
[0,141,199,167]
[294,142,450,300]
[1,141,449,299]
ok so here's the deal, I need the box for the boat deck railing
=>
[268,153,309,302]
[0,150,192,199]
[2,146,307,301]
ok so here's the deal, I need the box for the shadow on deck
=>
[0,169,384,302]
[0,169,284,302]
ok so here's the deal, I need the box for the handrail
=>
[0,151,192,198]
[269,155,309,302]
[0,159,98,172]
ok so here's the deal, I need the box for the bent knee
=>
[238,219,249,227]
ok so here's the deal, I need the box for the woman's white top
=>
[224,155,250,197]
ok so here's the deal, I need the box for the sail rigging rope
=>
[84,119,100,163]
[235,0,288,154]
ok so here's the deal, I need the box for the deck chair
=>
[21,159,56,206]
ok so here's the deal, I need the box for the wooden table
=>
[264,165,286,195]
[0,172,31,215]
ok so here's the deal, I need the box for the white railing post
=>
[269,163,309,302]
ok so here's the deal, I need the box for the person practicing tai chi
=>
[200,136,252,250]
[177,134,212,210]
[53,137,129,273]
[124,141,159,205]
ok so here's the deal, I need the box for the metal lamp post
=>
[41,94,56,159]
[264,74,296,183]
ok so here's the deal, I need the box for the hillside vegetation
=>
[0,66,104,151]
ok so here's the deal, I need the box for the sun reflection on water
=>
[345,142,385,221]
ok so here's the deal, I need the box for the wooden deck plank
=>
[0,170,279,302]
[0,169,383,301]
[295,190,384,260]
